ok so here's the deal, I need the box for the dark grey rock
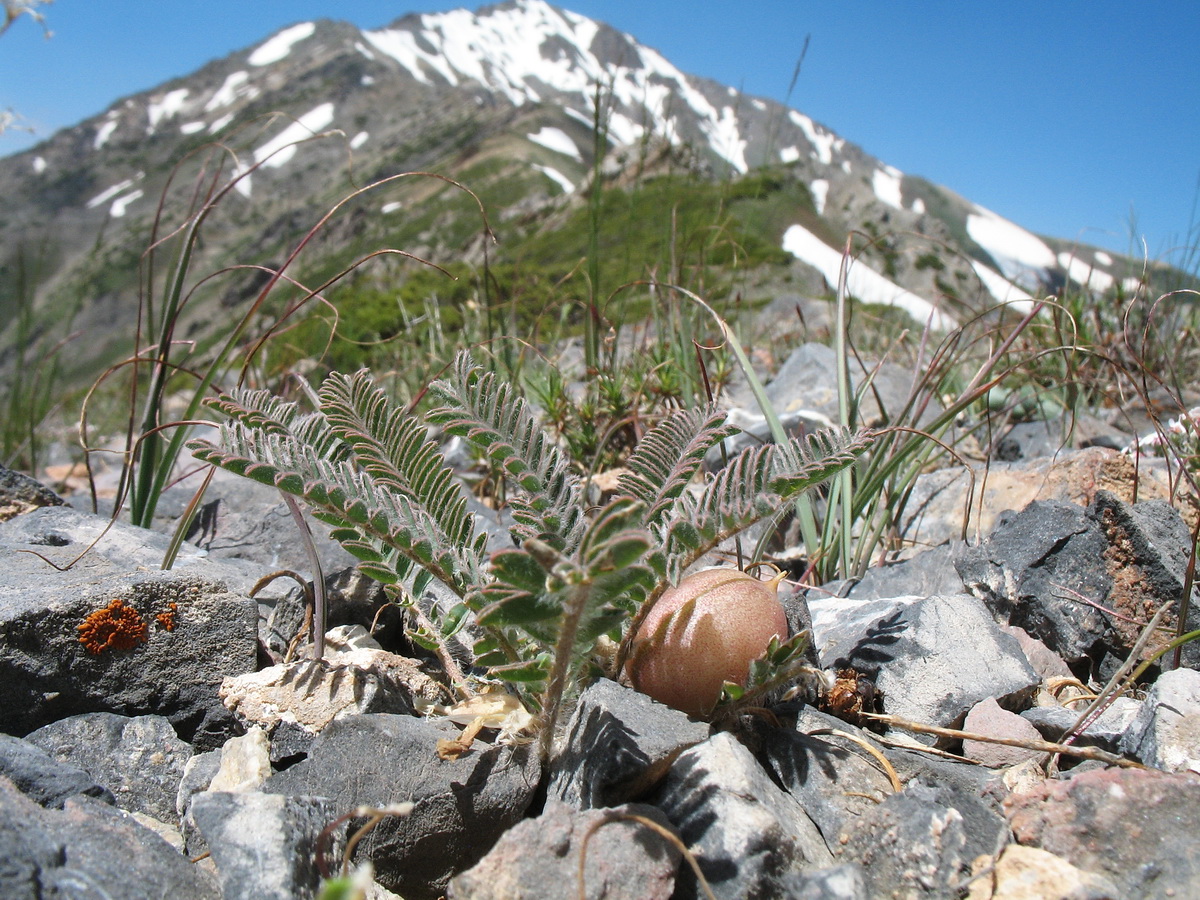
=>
[25,712,192,823]
[190,791,339,900]
[0,506,259,748]
[840,777,1008,899]
[446,801,680,900]
[955,499,1112,665]
[260,566,409,663]
[0,463,65,521]
[270,718,318,764]
[652,731,832,899]
[547,678,710,809]
[1022,697,1142,753]
[0,775,220,899]
[1119,667,1200,773]
[1092,491,1200,669]
[1006,766,1200,898]
[0,733,115,808]
[956,492,1200,677]
[264,713,540,900]
[818,593,1039,741]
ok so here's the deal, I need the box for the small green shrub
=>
[188,350,873,758]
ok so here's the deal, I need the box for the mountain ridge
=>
[0,0,1165,384]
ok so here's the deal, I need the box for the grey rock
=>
[808,592,923,671]
[1001,625,1073,679]
[190,791,339,900]
[154,465,357,575]
[758,727,896,848]
[25,712,192,824]
[264,713,540,900]
[1006,766,1200,898]
[1120,667,1200,773]
[820,593,1039,741]
[841,777,1008,899]
[0,463,65,521]
[764,342,931,429]
[652,731,832,899]
[547,678,710,809]
[447,801,680,900]
[0,733,115,808]
[1022,697,1142,753]
[778,864,869,900]
[820,542,968,602]
[177,747,223,824]
[990,414,1123,462]
[704,407,835,471]
[0,506,259,748]
[791,703,1001,798]
[0,775,220,899]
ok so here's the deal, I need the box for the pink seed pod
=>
[625,567,788,717]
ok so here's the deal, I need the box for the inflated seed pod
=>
[625,567,788,718]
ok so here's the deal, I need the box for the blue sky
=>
[1,1,1197,262]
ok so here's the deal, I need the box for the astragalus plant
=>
[188,350,873,758]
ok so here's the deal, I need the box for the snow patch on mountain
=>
[110,189,143,218]
[249,22,316,67]
[535,164,574,193]
[180,121,205,135]
[966,206,1056,287]
[147,88,190,132]
[350,131,369,150]
[780,146,801,164]
[94,116,118,150]
[1094,251,1113,266]
[811,179,829,215]
[872,165,904,210]
[1058,252,1114,292]
[253,103,336,168]
[86,177,139,210]
[970,260,1035,312]
[782,224,951,329]
[528,126,580,160]
[206,71,255,111]
[789,111,841,165]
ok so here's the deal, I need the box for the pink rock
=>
[963,697,1043,768]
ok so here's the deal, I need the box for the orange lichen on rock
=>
[155,602,178,632]
[77,598,148,654]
